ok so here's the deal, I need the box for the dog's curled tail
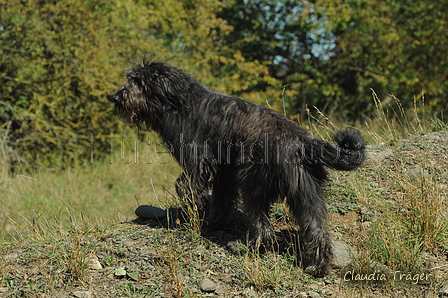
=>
[319,129,366,171]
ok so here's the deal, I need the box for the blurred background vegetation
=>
[1,0,447,174]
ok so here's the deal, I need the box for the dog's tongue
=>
[126,113,135,124]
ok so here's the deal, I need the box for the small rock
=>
[309,281,323,290]
[4,253,18,262]
[200,278,217,292]
[72,291,92,298]
[323,289,333,296]
[361,221,371,230]
[220,273,232,283]
[405,165,428,179]
[135,205,166,219]
[92,272,102,279]
[87,254,102,270]
[245,288,258,298]
[215,285,227,295]
[367,148,393,161]
[332,241,355,268]
[114,267,127,277]
[307,291,321,298]
[359,206,369,215]
[359,206,373,222]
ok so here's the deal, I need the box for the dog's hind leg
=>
[286,173,333,277]
[240,186,276,252]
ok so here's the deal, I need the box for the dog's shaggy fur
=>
[113,61,366,276]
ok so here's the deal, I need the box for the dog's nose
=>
[111,95,119,102]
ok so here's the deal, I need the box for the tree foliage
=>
[0,0,271,172]
[218,0,448,118]
[323,0,448,114]
[0,0,447,173]
[1,0,141,172]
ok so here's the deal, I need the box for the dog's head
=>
[113,61,192,129]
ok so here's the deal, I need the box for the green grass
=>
[0,133,181,240]
[0,92,447,297]
[353,163,448,272]
[301,92,448,294]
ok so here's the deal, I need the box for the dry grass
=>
[353,165,448,273]
[1,92,447,296]
[0,133,181,240]
[304,92,448,293]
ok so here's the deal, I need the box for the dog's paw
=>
[304,264,329,278]
[227,240,247,254]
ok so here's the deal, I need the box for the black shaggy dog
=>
[113,61,366,276]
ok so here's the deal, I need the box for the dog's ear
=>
[126,63,146,83]
[146,62,191,101]
[142,57,151,68]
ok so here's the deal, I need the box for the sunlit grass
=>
[302,92,448,291]
[0,133,181,240]
[0,92,447,296]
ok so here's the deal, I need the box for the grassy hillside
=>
[1,133,182,239]
[1,96,447,297]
